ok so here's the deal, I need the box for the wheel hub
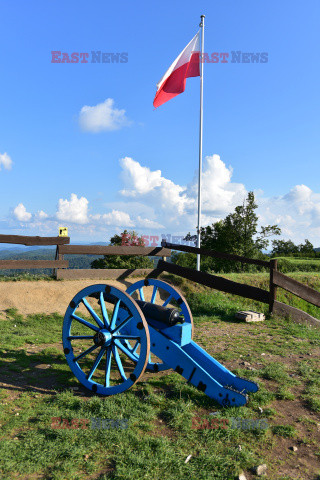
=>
[93,330,112,347]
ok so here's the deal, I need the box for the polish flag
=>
[153,32,200,108]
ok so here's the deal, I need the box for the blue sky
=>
[1,0,320,246]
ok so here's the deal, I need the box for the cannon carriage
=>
[62,279,258,406]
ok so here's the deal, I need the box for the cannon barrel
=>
[135,300,184,326]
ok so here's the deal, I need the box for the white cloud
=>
[56,194,89,224]
[120,157,163,196]
[13,203,32,221]
[195,154,247,214]
[92,209,134,227]
[258,185,320,245]
[0,152,12,170]
[119,155,246,222]
[120,156,193,217]
[36,210,48,219]
[79,98,131,132]
[136,216,165,229]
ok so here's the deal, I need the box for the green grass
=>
[271,425,297,438]
[1,276,320,479]
[0,273,58,281]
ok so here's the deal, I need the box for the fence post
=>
[54,244,65,278]
[269,259,278,314]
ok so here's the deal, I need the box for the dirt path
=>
[0,278,147,317]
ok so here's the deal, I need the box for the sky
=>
[0,0,320,248]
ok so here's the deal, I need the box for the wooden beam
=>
[157,260,270,304]
[273,301,320,328]
[56,268,154,280]
[58,245,171,256]
[0,260,69,269]
[269,259,278,314]
[273,270,320,308]
[161,241,269,267]
[0,235,70,246]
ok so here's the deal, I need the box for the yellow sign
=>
[59,227,68,237]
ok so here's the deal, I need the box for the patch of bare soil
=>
[0,278,149,317]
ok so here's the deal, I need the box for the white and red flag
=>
[153,32,200,108]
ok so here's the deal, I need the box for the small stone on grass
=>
[254,464,267,476]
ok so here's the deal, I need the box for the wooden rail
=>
[272,270,320,308]
[273,301,320,327]
[155,260,270,304]
[58,245,170,256]
[0,234,70,246]
[161,241,270,267]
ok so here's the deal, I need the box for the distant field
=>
[275,257,320,263]
[274,257,320,273]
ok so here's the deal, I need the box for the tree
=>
[271,239,299,256]
[271,238,315,257]
[174,192,281,272]
[298,239,315,256]
[91,230,154,269]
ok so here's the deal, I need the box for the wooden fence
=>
[157,241,320,328]
[55,244,171,280]
[1,234,320,327]
[0,234,70,271]
[0,235,171,280]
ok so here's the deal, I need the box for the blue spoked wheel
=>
[62,284,150,395]
[126,279,194,372]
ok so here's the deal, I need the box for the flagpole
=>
[196,14,205,271]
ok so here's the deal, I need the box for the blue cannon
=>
[62,279,258,406]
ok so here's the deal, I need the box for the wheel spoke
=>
[67,335,94,340]
[132,341,139,354]
[112,345,127,381]
[111,314,133,335]
[104,347,112,387]
[99,292,110,328]
[162,294,173,307]
[151,286,158,303]
[139,287,145,301]
[82,298,104,328]
[71,314,99,332]
[74,343,100,362]
[114,339,138,362]
[87,347,105,380]
[110,300,121,330]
